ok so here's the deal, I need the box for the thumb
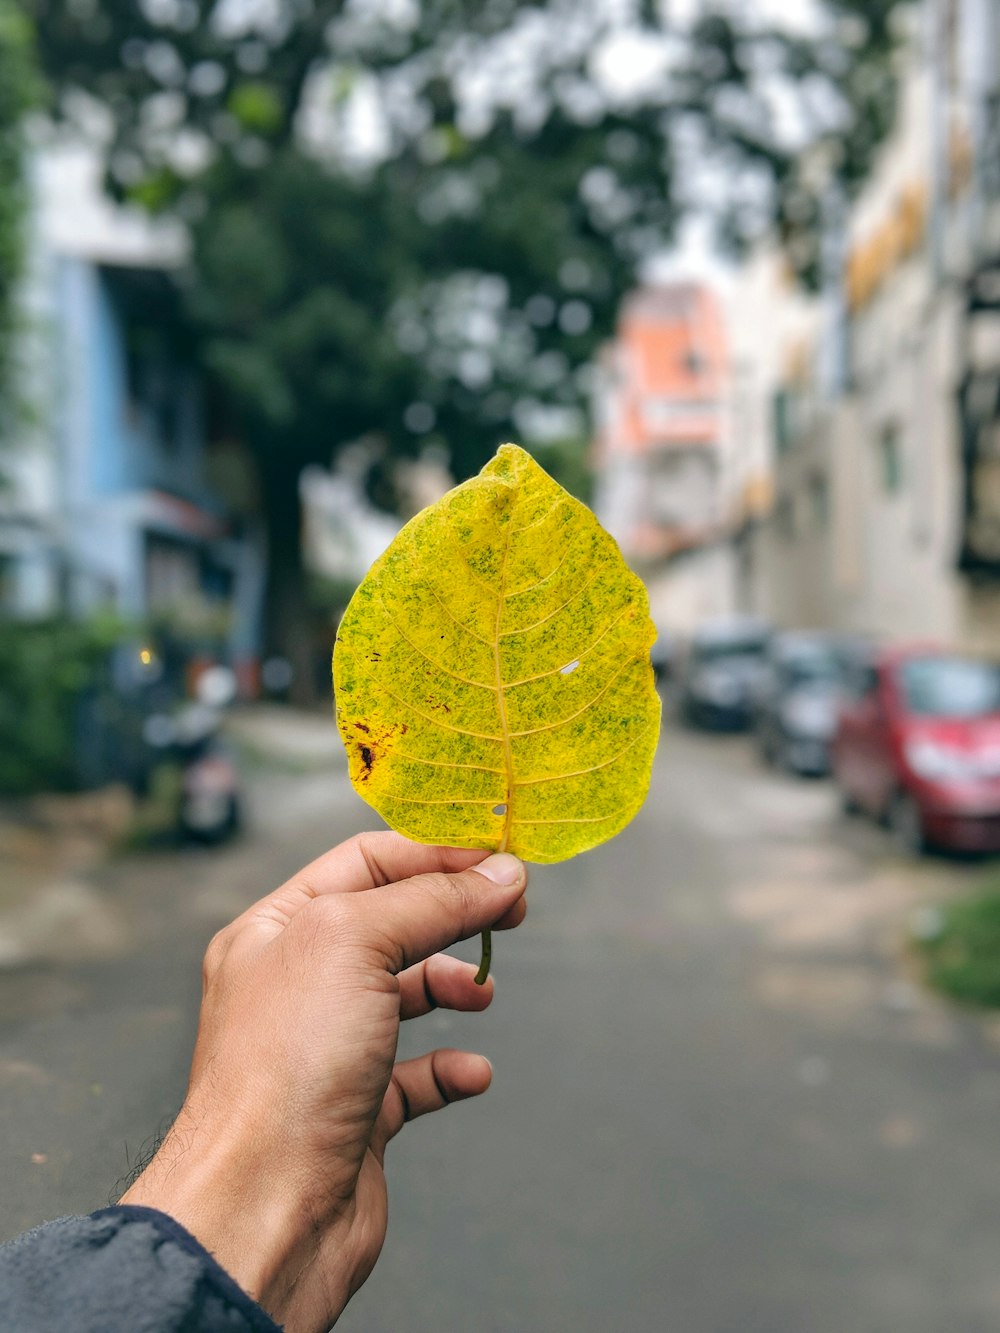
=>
[359,853,527,974]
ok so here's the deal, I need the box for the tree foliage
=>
[27,0,908,651]
[0,0,39,430]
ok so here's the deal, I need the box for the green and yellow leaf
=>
[333,443,661,864]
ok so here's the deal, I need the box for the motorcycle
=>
[142,667,243,843]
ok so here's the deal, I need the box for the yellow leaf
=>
[333,443,661,864]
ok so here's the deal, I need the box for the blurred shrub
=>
[920,886,1000,1008]
[0,615,124,795]
[529,438,593,507]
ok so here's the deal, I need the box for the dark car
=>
[832,646,1000,853]
[650,632,681,685]
[680,617,771,730]
[754,632,857,775]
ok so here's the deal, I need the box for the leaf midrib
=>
[493,515,515,853]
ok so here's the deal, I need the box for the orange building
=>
[593,283,730,564]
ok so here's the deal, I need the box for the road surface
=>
[3,723,1000,1332]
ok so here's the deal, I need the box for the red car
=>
[833,646,1000,853]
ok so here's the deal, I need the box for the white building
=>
[748,0,1000,652]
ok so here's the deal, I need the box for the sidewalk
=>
[225,703,345,773]
[0,789,135,967]
[0,705,348,969]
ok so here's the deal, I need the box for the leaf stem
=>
[474,929,492,986]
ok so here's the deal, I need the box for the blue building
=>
[0,146,264,680]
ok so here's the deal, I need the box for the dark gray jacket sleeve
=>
[0,1205,283,1332]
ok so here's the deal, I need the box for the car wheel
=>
[838,784,861,816]
[888,790,926,856]
[779,738,800,774]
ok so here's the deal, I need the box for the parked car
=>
[754,632,859,775]
[650,632,681,685]
[832,646,1000,853]
[679,617,771,730]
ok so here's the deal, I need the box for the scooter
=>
[143,667,243,843]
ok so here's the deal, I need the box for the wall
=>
[745,5,981,649]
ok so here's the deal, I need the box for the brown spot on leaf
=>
[359,745,374,775]
[354,722,370,734]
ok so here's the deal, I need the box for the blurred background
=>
[5,0,1000,1328]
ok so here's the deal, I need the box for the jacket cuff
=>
[91,1205,283,1332]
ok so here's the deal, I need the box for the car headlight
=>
[905,740,976,780]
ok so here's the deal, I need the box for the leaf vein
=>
[446,531,501,599]
[341,645,504,743]
[420,580,493,648]
[512,741,634,787]
[377,794,504,807]
[499,567,603,638]
[493,527,515,851]
[505,546,573,599]
[377,587,495,693]
[391,752,506,776]
[508,656,639,737]
[505,603,634,689]
[507,495,567,537]
[514,807,633,826]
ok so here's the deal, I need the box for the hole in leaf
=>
[560,660,580,675]
[493,803,507,816]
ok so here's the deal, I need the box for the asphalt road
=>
[4,724,1000,1331]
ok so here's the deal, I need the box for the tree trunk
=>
[259,450,323,709]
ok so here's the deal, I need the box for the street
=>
[4,721,1000,1331]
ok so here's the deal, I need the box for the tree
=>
[27,0,907,669]
[0,0,39,434]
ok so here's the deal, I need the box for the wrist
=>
[119,1106,345,1325]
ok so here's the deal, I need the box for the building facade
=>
[0,144,264,677]
[592,283,736,633]
[749,0,1000,653]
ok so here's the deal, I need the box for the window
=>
[773,390,793,455]
[809,473,829,527]
[900,657,1000,718]
[775,495,796,541]
[778,644,841,691]
[879,422,903,493]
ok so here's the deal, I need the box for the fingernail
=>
[475,853,523,885]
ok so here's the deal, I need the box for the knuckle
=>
[419,869,474,920]
[202,926,232,984]
[307,893,358,950]
[347,831,387,887]
[314,895,400,973]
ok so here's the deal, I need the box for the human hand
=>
[119,832,528,1332]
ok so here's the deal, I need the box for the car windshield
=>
[900,657,1000,718]
[780,650,841,688]
[694,639,766,665]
